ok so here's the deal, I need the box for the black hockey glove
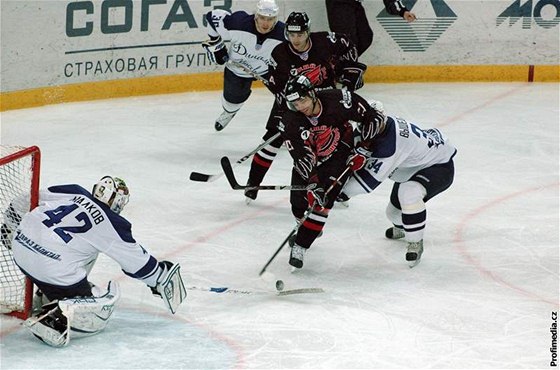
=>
[202,35,229,65]
[338,61,367,91]
[307,187,326,208]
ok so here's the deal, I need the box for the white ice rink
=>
[0,82,558,369]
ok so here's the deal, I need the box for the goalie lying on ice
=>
[9,176,187,347]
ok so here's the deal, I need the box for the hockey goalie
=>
[5,176,187,347]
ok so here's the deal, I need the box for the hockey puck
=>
[275,280,284,292]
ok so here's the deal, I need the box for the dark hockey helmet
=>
[284,74,316,111]
[284,11,310,38]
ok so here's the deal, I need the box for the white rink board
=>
[1,0,559,92]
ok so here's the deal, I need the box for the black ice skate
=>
[385,226,405,239]
[289,244,306,269]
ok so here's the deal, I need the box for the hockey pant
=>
[386,159,455,242]
[221,67,254,114]
[290,162,351,250]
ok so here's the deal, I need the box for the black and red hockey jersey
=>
[279,89,378,188]
[266,32,359,97]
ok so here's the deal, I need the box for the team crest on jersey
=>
[290,64,327,86]
[301,130,310,140]
[310,126,340,158]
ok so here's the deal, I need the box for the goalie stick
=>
[189,132,281,182]
[259,165,353,276]
[221,156,314,191]
[187,285,324,296]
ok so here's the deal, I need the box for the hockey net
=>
[0,145,40,319]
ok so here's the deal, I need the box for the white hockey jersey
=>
[344,116,457,196]
[11,185,161,288]
[205,9,285,78]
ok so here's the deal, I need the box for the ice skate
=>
[289,244,306,269]
[335,192,350,208]
[406,240,424,268]
[214,110,237,131]
[385,226,405,239]
[244,186,258,205]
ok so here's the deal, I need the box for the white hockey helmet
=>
[92,176,130,214]
[256,0,279,17]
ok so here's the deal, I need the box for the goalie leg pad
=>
[58,281,120,336]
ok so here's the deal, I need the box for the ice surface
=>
[1,82,558,369]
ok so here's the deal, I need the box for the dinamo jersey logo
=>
[376,0,457,52]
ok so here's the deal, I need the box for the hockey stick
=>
[187,285,324,296]
[189,132,281,182]
[220,156,315,191]
[258,165,353,276]
[227,60,269,85]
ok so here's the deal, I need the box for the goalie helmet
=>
[255,0,279,17]
[285,11,310,37]
[284,74,316,111]
[92,176,130,214]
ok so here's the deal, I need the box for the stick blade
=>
[220,156,244,189]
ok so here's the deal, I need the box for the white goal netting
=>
[0,145,40,318]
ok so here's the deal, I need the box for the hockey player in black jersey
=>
[279,75,385,269]
[244,11,367,203]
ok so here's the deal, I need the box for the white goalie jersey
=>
[205,9,284,78]
[11,185,162,288]
[344,116,457,196]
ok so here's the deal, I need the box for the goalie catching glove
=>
[338,61,367,91]
[202,35,229,65]
[150,260,187,314]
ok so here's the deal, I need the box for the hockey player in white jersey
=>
[342,112,457,267]
[202,0,285,131]
[8,176,187,347]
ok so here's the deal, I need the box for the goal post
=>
[0,145,41,319]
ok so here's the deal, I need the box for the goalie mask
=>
[284,74,316,111]
[92,176,130,214]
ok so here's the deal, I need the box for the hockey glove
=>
[361,108,387,141]
[338,61,367,91]
[150,260,187,314]
[347,152,367,171]
[202,35,228,65]
[307,187,326,208]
